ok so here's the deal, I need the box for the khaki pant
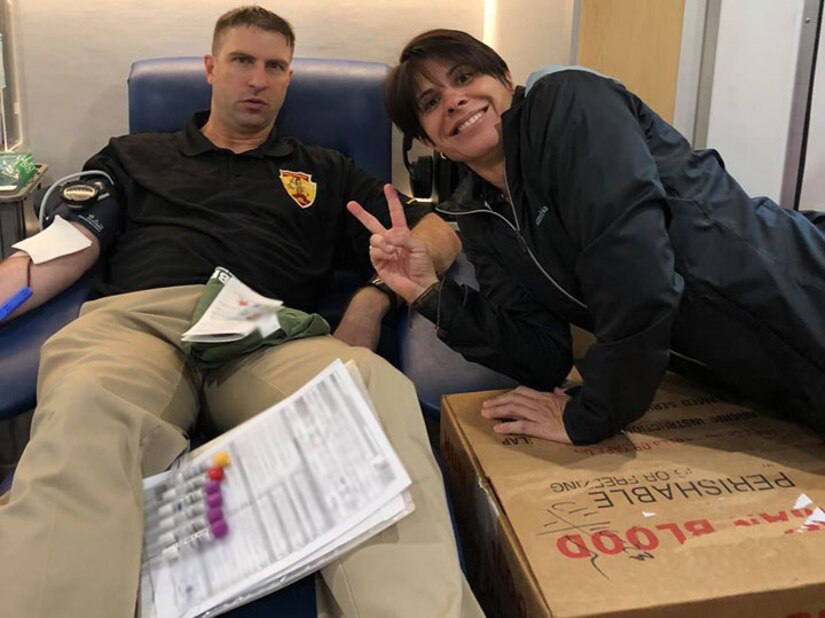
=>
[0,286,482,618]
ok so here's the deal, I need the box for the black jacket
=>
[419,71,825,444]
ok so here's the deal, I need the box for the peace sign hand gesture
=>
[347,184,440,303]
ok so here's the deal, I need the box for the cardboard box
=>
[440,374,825,618]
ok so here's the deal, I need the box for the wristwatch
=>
[367,275,398,305]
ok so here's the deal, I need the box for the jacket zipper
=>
[502,166,588,311]
[436,174,709,370]
[437,194,588,310]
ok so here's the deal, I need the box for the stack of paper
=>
[139,360,414,618]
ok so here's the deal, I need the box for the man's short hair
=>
[385,29,510,142]
[212,5,296,54]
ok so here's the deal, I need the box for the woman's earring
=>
[439,151,448,160]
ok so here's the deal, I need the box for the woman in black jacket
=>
[348,29,825,445]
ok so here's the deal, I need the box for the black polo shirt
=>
[84,112,428,312]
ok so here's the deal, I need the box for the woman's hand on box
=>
[481,386,572,444]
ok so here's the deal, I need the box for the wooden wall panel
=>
[576,0,685,122]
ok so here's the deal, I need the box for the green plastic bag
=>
[0,153,36,190]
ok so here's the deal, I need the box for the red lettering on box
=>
[627,527,659,551]
[591,531,625,555]
[684,519,715,537]
[655,522,687,544]
[556,534,591,559]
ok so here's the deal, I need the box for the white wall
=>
[799,14,825,211]
[705,0,804,202]
[12,0,483,185]
[484,0,574,85]
[10,0,573,188]
[673,0,707,141]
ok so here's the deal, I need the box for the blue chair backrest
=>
[128,57,391,182]
[127,55,397,346]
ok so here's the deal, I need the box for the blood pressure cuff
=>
[41,175,122,252]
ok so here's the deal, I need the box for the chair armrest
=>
[0,271,95,421]
[397,253,516,421]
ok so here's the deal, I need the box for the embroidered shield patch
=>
[278,169,317,208]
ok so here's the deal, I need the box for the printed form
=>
[180,269,283,343]
[139,360,414,618]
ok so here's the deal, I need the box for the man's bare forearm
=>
[410,212,461,275]
[0,224,100,322]
[333,285,391,351]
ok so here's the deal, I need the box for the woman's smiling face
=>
[415,59,513,169]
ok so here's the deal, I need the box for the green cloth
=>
[184,270,330,369]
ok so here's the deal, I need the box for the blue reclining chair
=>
[0,54,515,615]
[0,53,517,458]
[0,55,394,422]
[0,55,398,618]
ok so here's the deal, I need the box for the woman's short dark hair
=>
[212,6,295,54]
[385,29,510,141]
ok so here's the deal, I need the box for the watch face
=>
[61,182,99,205]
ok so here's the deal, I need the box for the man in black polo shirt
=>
[0,6,483,618]
[85,110,433,336]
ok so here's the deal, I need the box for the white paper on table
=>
[139,360,414,618]
[12,215,92,264]
[181,273,283,343]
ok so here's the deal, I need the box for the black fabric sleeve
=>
[83,142,132,200]
[526,73,684,444]
[415,239,573,390]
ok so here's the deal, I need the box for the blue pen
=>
[0,286,33,321]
